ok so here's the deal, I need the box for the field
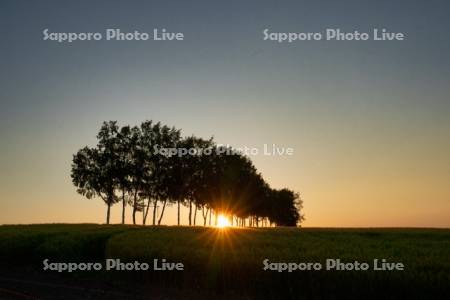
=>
[0,224,449,299]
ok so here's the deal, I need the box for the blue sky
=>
[1,0,449,226]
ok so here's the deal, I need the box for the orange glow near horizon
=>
[217,214,231,228]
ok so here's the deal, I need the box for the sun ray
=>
[217,214,230,228]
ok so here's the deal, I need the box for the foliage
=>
[71,120,302,226]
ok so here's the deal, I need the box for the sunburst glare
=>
[217,214,230,228]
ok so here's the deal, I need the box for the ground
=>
[0,224,449,299]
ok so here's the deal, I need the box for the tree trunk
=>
[188,200,192,226]
[177,200,180,226]
[121,190,126,224]
[152,199,157,225]
[209,209,212,226]
[193,205,197,226]
[132,191,138,225]
[143,198,151,225]
[202,207,208,226]
[106,203,111,225]
[157,199,167,225]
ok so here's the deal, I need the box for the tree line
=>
[71,121,304,227]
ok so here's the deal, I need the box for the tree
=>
[268,189,303,226]
[71,146,118,224]
[161,127,185,225]
[150,122,182,225]
[179,136,213,226]
[71,120,304,227]
[126,126,145,225]
[71,121,126,224]
[116,125,132,224]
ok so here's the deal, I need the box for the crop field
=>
[0,224,449,299]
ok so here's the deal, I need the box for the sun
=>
[217,214,230,228]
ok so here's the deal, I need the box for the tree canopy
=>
[71,120,304,226]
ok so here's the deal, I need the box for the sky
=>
[1,0,449,227]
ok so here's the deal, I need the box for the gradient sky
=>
[1,0,449,227]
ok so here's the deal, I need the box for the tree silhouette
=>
[71,123,118,224]
[71,120,304,227]
[116,125,132,224]
[268,189,303,226]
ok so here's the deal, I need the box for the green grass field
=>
[0,224,449,299]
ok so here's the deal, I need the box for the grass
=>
[0,224,449,298]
